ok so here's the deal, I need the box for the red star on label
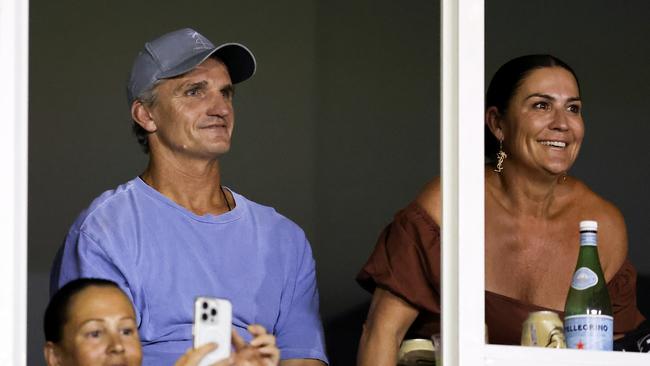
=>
[577,340,585,350]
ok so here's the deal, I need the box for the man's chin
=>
[206,145,231,159]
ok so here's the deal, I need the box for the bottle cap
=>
[579,220,598,231]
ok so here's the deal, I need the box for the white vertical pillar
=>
[0,0,29,364]
[440,0,484,365]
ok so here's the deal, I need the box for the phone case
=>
[193,297,232,366]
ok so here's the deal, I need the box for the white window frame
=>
[441,1,649,365]
[0,0,28,364]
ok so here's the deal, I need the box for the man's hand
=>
[231,325,280,366]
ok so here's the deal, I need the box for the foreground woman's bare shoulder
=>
[571,179,628,279]
[414,177,441,226]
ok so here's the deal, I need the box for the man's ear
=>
[43,341,64,366]
[485,106,505,141]
[131,101,158,133]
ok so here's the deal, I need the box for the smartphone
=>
[193,296,232,365]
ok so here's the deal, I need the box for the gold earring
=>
[494,140,507,173]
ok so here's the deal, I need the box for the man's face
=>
[146,57,235,160]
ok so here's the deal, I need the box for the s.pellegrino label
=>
[563,221,613,351]
[564,314,613,350]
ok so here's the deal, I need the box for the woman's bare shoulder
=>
[569,178,628,276]
[414,177,441,226]
[570,179,625,228]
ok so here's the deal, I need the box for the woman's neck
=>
[487,164,566,218]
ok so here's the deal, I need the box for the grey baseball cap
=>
[127,28,256,105]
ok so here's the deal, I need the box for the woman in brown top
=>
[357,55,646,365]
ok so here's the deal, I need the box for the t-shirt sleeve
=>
[608,259,646,334]
[356,202,441,313]
[49,228,140,322]
[274,235,328,364]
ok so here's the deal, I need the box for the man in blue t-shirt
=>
[50,28,328,366]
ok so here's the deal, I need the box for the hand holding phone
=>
[193,297,232,366]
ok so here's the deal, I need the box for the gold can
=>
[521,311,566,348]
[397,339,436,366]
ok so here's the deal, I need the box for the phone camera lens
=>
[211,308,217,316]
[202,313,208,321]
[202,302,208,309]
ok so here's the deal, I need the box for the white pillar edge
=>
[440,0,485,365]
[0,0,29,364]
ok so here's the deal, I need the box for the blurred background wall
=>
[28,1,648,365]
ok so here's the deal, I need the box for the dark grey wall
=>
[28,1,650,365]
[314,3,439,362]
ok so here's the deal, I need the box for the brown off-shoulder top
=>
[357,202,645,345]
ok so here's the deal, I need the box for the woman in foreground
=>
[43,278,279,366]
[356,54,646,365]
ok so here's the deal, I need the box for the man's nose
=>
[207,92,231,117]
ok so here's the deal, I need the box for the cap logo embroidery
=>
[189,31,211,50]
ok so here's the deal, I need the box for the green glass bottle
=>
[563,220,613,350]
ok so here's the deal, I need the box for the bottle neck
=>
[576,230,604,275]
[580,230,598,247]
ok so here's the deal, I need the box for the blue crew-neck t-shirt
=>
[51,177,328,365]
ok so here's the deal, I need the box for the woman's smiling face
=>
[498,66,584,176]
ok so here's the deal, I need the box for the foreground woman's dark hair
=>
[43,277,121,343]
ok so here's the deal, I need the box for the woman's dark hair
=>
[44,278,121,343]
[484,54,580,160]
